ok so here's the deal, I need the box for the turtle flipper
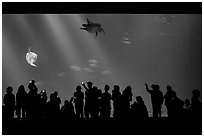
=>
[80,27,87,31]
[86,18,90,24]
[95,32,98,37]
[82,23,88,27]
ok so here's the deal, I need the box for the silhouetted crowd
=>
[3,80,202,123]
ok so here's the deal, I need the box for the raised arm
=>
[145,83,151,93]
[82,82,89,91]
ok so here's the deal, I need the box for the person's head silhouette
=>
[192,89,200,98]
[6,86,13,93]
[64,100,69,106]
[93,86,98,91]
[76,85,82,91]
[50,93,55,101]
[114,85,120,91]
[167,85,172,91]
[185,99,190,106]
[151,84,156,90]
[126,86,131,91]
[136,96,144,104]
[31,80,35,83]
[104,85,110,92]
[18,85,25,92]
[155,84,160,90]
[54,91,58,97]
[87,81,93,88]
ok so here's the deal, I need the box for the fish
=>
[26,47,37,67]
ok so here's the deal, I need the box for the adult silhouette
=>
[73,85,84,118]
[46,93,57,120]
[164,85,176,117]
[82,81,93,118]
[89,86,101,118]
[53,91,61,116]
[121,86,133,118]
[27,80,38,120]
[61,98,75,120]
[183,99,191,118]
[130,101,138,119]
[3,86,15,120]
[28,80,38,93]
[191,90,201,120]
[184,99,191,109]
[16,85,27,120]
[96,88,102,118]
[135,96,148,118]
[168,91,184,118]
[40,90,48,119]
[35,93,42,119]
[111,85,121,119]
[100,85,112,119]
[145,83,163,118]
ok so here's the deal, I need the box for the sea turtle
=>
[80,18,105,37]
[26,47,37,67]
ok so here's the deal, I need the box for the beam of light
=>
[8,15,58,87]
[2,36,30,94]
[16,15,55,72]
[69,14,126,89]
[3,15,63,95]
[43,14,89,82]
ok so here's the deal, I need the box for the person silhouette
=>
[82,81,93,118]
[169,91,184,118]
[61,100,69,121]
[28,80,38,93]
[183,99,191,118]
[100,85,112,119]
[111,85,121,119]
[184,99,191,109]
[130,101,138,119]
[96,88,102,118]
[3,86,15,120]
[39,90,47,119]
[16,85,27,120]
[73,85,84,118]
[27,80,38,120]
[53,91,61,115]
[69,97,76,118]
[61,98,75,121]
[121,86,133,118]
[136,96,148,119]
[145,83,163,118]
[35,93,42,119]
[191,89,201,120]
[46,93,57,120]
[164,85,176,118]
[90,86,101,118]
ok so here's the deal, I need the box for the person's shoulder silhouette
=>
[3,86,15,119]
[191,89,201,118]
[74,85,84,100]
[16,85,27,120]
[28,80,38,93]
[136,96,148,118]
[4,86,15,107]
[16,85,27,103]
